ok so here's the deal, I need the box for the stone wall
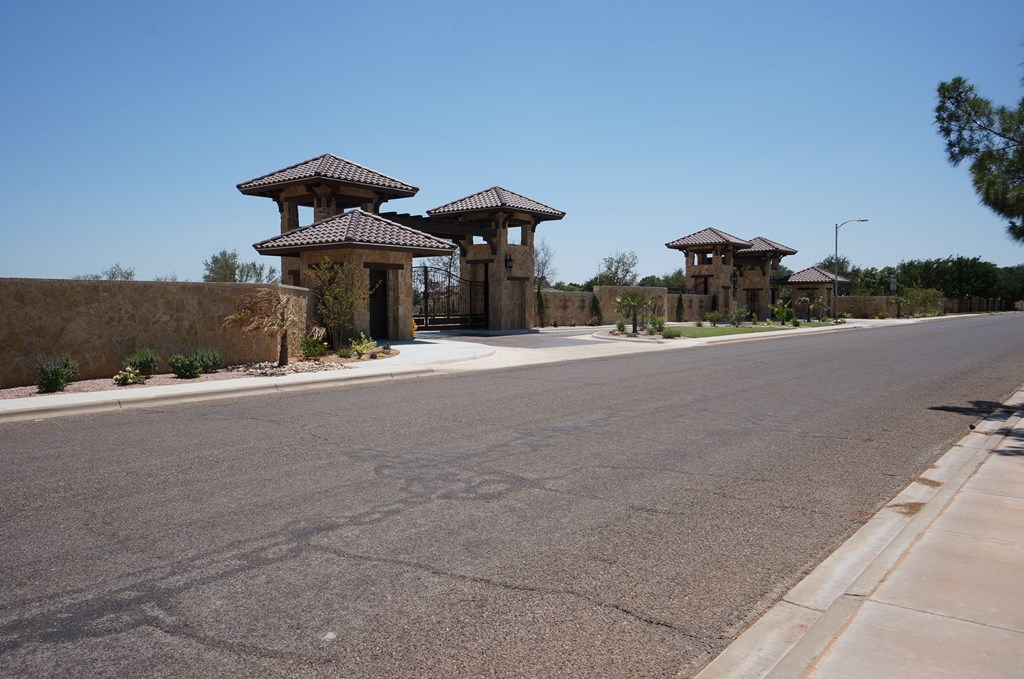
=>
[674,294,714,321]
[0,278,310,388]
[541,290,593,326]
[538,287,713,326]
[837,296,891,318]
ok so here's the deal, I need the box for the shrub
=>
[793,319,802,327]
[650,316,666,333]
[168,353,203,379]
[589,295,602,324]
[615,319,626,332]
[770,300,795,325]
[536,289,549,327]
[124,347,159,375]
[194,348,223,373]
[336,347,353,359]
[301,335,328,359]
[727,307,749,327]
[568,319,577,327]
[695,320,704,327]
[349,333,377,358]
[661,326,684,339]
[36,352,78,393]
[876,310,889,319]
[706,310,721,327]
[586,316,599,326]
[113,367,145,386]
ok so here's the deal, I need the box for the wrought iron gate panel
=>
[413,266,488,329]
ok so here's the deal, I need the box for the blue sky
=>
[2,0,1023,283]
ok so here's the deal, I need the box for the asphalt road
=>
[2,315,1022,677]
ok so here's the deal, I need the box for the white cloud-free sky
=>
[2,0,1022,283]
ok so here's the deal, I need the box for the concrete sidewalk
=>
[0,337,496,422]
[695,386,1024,679]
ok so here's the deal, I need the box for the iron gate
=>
[413,266,488,329]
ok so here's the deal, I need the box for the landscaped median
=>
[605,321,837,341]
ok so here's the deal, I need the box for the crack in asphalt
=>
[305,542,703,641]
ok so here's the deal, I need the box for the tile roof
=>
[428,186,565,219]
[237,153,418,196]
[665,227,752,249]
[738,236,798,256]
[784,266,850,284]
[253,209,456,256]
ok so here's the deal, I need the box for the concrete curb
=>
[0,366,437,423]
[692,389,1024,679]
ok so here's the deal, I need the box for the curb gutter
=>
[0,366,436,423]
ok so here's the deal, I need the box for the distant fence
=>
[0,278,310,388]
[840,295,1016,318]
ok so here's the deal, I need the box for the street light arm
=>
[836,218,869,232]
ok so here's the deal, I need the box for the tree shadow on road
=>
[928,400,1008,417]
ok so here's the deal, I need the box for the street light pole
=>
[834,218,868,322]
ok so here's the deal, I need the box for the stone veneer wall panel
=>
[594,286,669,324]
[0,279,309,388]
[542,290,592,326]
[538,287,710,326]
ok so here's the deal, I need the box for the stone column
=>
[277,199,301,285]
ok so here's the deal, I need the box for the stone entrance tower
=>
[237,153,419,285]
[424,187,565,330]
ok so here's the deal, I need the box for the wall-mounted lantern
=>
[504,253,514,271]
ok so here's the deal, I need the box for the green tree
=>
[637,275,663,287]
[204,250,240,282]
[856,266,898,296]
[306,255,373,345]
[935,74,1024,241]
[238,261,278,283]
[815,255,867,295]
[588,251,639,289]
[662,267,687,290]
[73,263,135,280]
[551,281,585,292]
[204,249,277,283]
[896,256,1001,298]
[1000,264,1024,301]
[614,290,652,334]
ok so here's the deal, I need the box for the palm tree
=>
[614,291,652,334]
[224,287,302,366]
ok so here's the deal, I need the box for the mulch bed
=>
[0,350,399,400]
